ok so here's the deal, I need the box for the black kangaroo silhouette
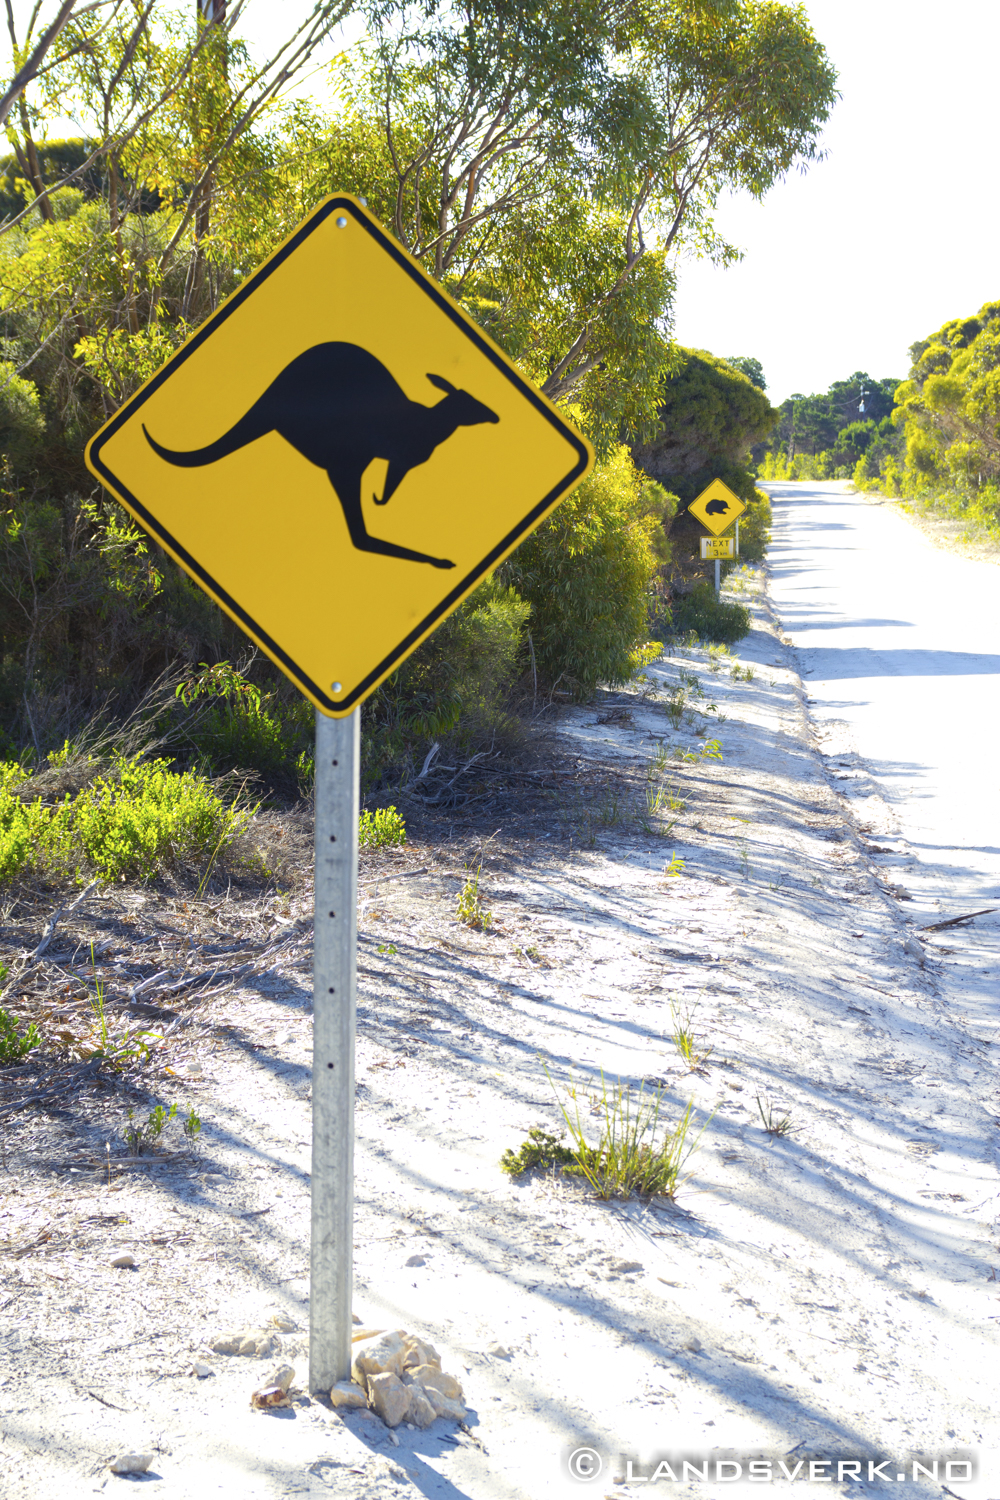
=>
[143,342,500,569]
[705,498,731,516]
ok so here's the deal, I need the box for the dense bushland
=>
[634,347,778,590]
[0,0,835,836]
[757,372,903,482]
[850,301,1000,541]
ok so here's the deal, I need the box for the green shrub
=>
[668,583,751,646]
[736,489,772,563]
[500,445,672,699]
[501,1127,580,1175]
[0,754,251,885]
[362,576,531,788]
[0,1006,41,1065]
[0,361,46,469]
[176,661,313,786]
[358,805,406,849]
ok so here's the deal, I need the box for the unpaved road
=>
[764,480,1000,916]
[2,556,999,1500]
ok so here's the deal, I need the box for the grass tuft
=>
[503,1068,713,1200]
[669,1002,713,1071]
[457,864,492,930]
[756,1093,793,1136]
[123,1100,201,1156]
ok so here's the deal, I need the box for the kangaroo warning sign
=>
[687,477,747,537]
[85,196,593,715]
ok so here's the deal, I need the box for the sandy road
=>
[2,551,1000,1499]
[763,480,1000,916]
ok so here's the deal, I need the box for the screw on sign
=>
[84,194,593,1392]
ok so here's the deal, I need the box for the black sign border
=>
[86,196,591,714]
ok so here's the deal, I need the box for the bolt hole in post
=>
[310,707,359,1391]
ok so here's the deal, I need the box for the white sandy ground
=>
[2,535,999,1500]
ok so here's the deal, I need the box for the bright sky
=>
[672,0,1000,404]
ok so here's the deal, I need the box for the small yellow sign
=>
[85,196,593,716]
[688,478,747,537]
[700,536,735,560]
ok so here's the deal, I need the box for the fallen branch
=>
[125,933,307,1004]
[32,882,99,959]
[413,741,441,781]
[0,1059,101,1119]
[920,907,998,932]
[359,867,429,889]
[128,970,171,999]
[417,751,497,805]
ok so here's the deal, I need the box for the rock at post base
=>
[329,1379,367,1409]
[419,1383,467,1421]
[406,1364,464,1402]
[351,1330,407,1391]
[264,1364,295,1394]
[367,1371,412,1428]
[406,1385,437,1429]
[402,1334,441,1370]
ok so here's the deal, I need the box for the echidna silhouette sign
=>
[85,196,593,715]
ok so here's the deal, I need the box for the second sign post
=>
[688,477,747,593]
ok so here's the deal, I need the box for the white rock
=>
[904,936,925,966]
[192,1361,213,1378]
[405,1254,428,1267]
[211,1329,277,1357]
[110,1252,135,1269]
[270,1314,297,1332]
[352,1330,407,1390]
[608,1259,643,1274]
[387,1430,400,1447]
[486,1342,510,1359]
[419,1384,466,1421]
[209,1333,242,1355]
[329,1379,367,1409]
[406,1364,464,1402]
[685,1337,703,1353]
[406,1386,437,1429]
[264,1363,295,1394]
[401,1334,440,1370]
[367,1371,411,1428]
[109,1453,153,1475]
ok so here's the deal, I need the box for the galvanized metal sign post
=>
[84,193,592,1393]
[309,710,358,1388]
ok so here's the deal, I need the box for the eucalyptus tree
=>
[313,0,837,443]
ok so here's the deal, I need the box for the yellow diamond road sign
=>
[85,196,593,716]
[688,478,746,537]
